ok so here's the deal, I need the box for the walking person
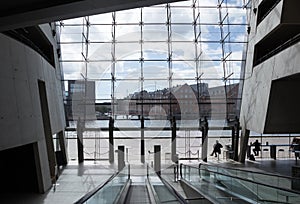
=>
[211,140,223,157]
[252,140,261,156]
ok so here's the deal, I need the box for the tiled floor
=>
[207,158,300,176]
[179,155,300,176]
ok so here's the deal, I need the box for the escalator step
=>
[126,185,151,204]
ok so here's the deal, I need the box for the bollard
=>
[118,146,125,172]
[128,164,130,179]
[154,145,161,176]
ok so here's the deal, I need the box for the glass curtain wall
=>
[57,0,251,163]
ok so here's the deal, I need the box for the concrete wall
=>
[0,24,65,192]
[256,0,283,43]
[240,0,300,133]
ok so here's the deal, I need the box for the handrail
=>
[181,164,300,195]
[74,165,130,204]
[113,165,132,204]
[147,164,187,204]
[115,179,132,204]
[146,175,162,204]
[198,162,299,180]
[74,172,118,204]
[157,173,187,204]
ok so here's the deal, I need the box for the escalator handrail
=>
[198,162,300,192]
[115,179,132,204]
[146,176,162,204]
[74,172,119,204]
[180,164,300,195]
[199,162,298,180]
[156,173,187,204]
[147,164,187,204]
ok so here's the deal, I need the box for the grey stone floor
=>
[0,160,115,204]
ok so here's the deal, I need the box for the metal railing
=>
[74,165,130,204]
[198,162,300,192]
[180,164,300,204]
[147,164,187,204]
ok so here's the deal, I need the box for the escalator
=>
[75,164,186,204]
[75,162,300,203]
[178,163,300,204]
[125,184,151,203]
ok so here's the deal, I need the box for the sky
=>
[59,0,250,101]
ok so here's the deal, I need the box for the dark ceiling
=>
[0,0,183,32]
[1,0,84,17]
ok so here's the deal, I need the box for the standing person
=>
[210,140,223,157]
[252,140,261,156]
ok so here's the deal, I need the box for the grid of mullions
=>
[58,0,250,114]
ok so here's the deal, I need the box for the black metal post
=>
[180,163,183,178]
[235,117,240,161]
[128,164,130,179]
[147,164,149,178]
[231,126,235,160]
[109,117,114,163]
[200,117,208,162]
[232,117,240,161]
[171,116,177,163]
[174,165,176,182]
[141,117,145,163]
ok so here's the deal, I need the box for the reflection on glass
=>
[85,166,129,204]
[60,0,249,163]
[147,166,181,203]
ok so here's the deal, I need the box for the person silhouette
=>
[252,140,261,156]
[211,140,223,157]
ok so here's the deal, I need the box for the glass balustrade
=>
[82,165,129,204]
[147,165,183,204]
[181,164,300,204]
[200,163,300,191]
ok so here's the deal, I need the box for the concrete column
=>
[238,128,250,163]
[38,80,56,178]
[109,117,114,163]
[171,116,177,163]
[231,126,240,161]
[141,117,145,163]
[201,117,208,162]
[154,145,161,175]
[118,145,125,171]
